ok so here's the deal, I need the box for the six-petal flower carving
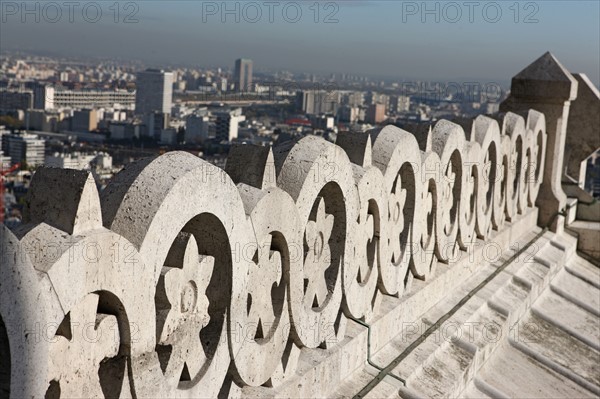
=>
[304,197,334,309]
[356,203,375,284]
[158,234,214,382]
[247,234,283,340]
[388,176,407,264]
[442,164,456,234]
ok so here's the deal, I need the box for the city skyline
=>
[1,1,598,85]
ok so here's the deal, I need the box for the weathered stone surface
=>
[0,109,560,397]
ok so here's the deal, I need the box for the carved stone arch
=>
[336,132,387,321]
[525,110,547,206]
[418,150,442,279]
[101,151,252,397]
[273,136,357,349]
[370,125,424,295]
[0,224,55,398]
[429,120,466,264]
[501,112,529,219]
[232,184,301,387]
[457,140,482,251]
[470,115,502,239]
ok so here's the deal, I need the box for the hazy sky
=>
[1,1,599,84]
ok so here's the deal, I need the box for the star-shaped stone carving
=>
[158,235,214,383]
[421,189,434,247]
[356,202,375,284]
[247,234,283,340]
[304,197,334,309]
[48,293,120,397]
[442,164,456,234]
[388,176,407,264]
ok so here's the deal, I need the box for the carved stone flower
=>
[247,234,283,340]
[158,235,214,381]
[443,165,456,233]
[422,190,434,247]
[388,177,407,264]
[48,294,119,398]
[304,197,334,309]
[356,202,375,284]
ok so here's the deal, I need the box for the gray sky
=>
[1,1,599,84]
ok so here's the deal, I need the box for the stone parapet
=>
[0,109,548,397]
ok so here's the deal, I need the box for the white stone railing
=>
[0,110,546,397]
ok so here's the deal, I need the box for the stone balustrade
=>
[0,109,548,397]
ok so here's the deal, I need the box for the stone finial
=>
[24,167,102,236]
[508,51,578,102]
[501,52,578,231]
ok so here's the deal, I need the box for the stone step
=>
[325,214,556,399]
[397,232,570,398]
[389,232,545,380]
[405,341,473,398]
[550,268,600,317]
[532,291,600,351]
[460,379,494,399]
[472,342,596,398]
[510,313,600,394]
[564,256,600,289]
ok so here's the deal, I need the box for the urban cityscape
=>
[1,1,599,398]
[0,49,526,228]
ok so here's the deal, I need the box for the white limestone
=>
[0,107,555,397]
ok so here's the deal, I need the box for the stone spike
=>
[426,125,433,151]
[24,167,102,236]
[363,135,373,168]
[225,144,276,190]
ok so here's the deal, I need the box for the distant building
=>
[28,83,54,110]
[25,83,135,111]
[389,95,410,114]
[72,109,98,133]
[297,90,340,115]
[234,59,253,92]
[342,92,364,107]
[186,114,211,143]
[45,152,112,170]
[2,133,45,166]
[25,109,61,132]
[215,108,245,142]
[109,122,141,140]
[0,90,33,111]
[135,69,174,115]
[338,105,359,123]
[47,89,134,110]
[103,110,127,123]
[310,115,335,130]
[217,77,228,92]
[160,128,178,145]
[0,151,11,168]
[146,111,170,139]
[366,103,386,124]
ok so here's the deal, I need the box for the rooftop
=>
[0,53,599,398]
